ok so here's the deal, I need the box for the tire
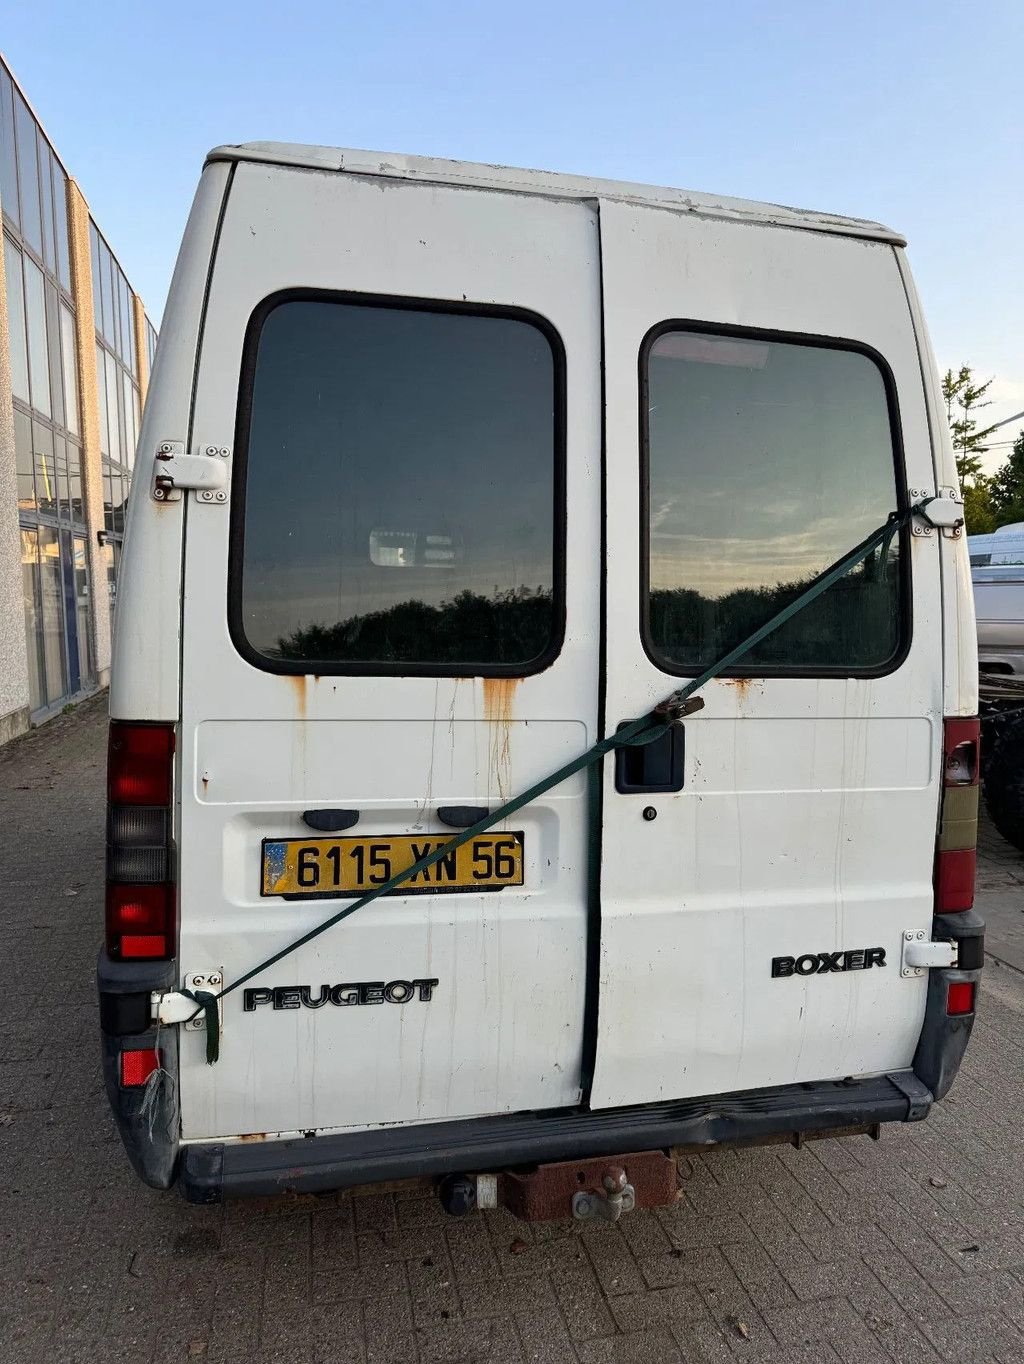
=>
[983,709,1024,852]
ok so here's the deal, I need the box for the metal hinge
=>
[910,489,965,539]
[901,930,958,978]
[151,970,223,1032]
[152,441,231,504]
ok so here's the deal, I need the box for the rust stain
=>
[720,677,753,697]
[482,677,520,794]
[238,1131,268,1142]
[286,674,307,718]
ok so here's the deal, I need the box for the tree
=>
[942,364,1000,485]
[962,479,996,534]
[989,430,1024,528]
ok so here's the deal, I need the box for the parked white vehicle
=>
[99,145,983,1214]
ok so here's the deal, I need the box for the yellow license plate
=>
[261,832,525,897]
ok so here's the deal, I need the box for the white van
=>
[99,144,984,1213]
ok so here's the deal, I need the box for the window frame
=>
[638,319,912,681]
[228,288,568,679]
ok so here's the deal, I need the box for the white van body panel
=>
[110,162,231,720]
[894,258,978,719]
[176,165,602,1138]
[107,146,977,1154]
[590,200,943,1108]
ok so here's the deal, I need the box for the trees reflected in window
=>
[644,329,904,674]
[237,299,562,672]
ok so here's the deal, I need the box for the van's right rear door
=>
[592,201,944,1109]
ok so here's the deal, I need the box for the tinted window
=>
[236,298,561,672]
[644,329,904,673]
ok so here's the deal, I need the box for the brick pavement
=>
[2,695,1024,1363]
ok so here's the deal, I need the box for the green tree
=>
[989,430,1024,529]
[963,479,996,534]
[942,365,1000,484]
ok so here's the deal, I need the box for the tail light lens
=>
[946,981,976,1016]
[120,1047,161,1087]
[106,723,175,960]
[935,718,980,914]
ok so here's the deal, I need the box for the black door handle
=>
[614,721,684,794]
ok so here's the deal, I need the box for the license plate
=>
[261,832,525,898]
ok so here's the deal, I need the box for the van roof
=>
[206,142,906,247]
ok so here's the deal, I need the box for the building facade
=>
[0,54,156,743]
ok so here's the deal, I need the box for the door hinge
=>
[901,930,958,978]
[152,441,231,504]
[151,970,223,1032]
[910,489,964,539]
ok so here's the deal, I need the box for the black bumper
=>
[179,1070,931,1204]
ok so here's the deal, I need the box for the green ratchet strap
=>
[190,502,921,1061]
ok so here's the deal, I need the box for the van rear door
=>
[592,202,943,1108]
[176,162,601,1140]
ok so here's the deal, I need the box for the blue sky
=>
[4,0,1022,458]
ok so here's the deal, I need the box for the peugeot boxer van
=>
[99,144,983,1214]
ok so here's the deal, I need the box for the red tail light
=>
[108,723,175,805]
[120,1047,161,1087]
[106,722,175,961]
[946,981,976,1016]
[935,718,979,914]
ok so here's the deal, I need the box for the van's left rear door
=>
[176,161,601,1142]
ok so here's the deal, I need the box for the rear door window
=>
[233,296,563,674]
[643,327,907,674]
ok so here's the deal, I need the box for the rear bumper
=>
[178,1070,931,1204]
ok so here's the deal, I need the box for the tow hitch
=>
[437,1151,679,1223]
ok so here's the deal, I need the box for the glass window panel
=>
[99,242,113,345]
[114,355,127,464]
[95,342,109,455]
[122,370,137,466]
[238,299,560,670]
[44,279,63,429]
[124,281,137,373]
[22,256,51,417]
[105,349,122,463]
[132,388,141,465]
[4,235,30,401]
[147,320,157,373]
[0,68,19,228]
[21,528,44,711]
[52,153,70,291]
[53,433,69,520]
[644,329,903,673]
[60,303,79,435]
[32,421,56,516]
[90,224,102,332]
[14,406,35,513]
[103,467,114,533]
[37,130,55,271]
[73,536,92,682]
[68,444,84,524]
[13,92,41,255]
[37,525,67,705]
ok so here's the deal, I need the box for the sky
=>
[3,0,1022,465]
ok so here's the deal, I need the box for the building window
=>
[643,326,906,675]
[3,61,91,715]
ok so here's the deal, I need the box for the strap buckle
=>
[654,693,706,724]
